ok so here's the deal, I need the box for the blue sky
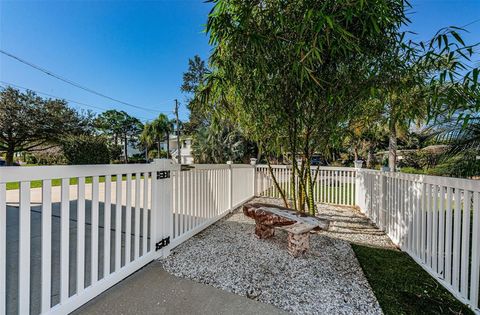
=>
[0,0,479,122]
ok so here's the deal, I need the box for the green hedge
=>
[62,135,111,165]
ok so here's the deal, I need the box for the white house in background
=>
[161,134,194,164]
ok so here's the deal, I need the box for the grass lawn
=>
[351,244,473,315]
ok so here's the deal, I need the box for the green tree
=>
[192,122,257,163]
[62,134,111,165]
[0,86,89,165]
[95,110,142,163]
[181,55,209,134]
[140,114,174,159]
[372,27,479,171]
[202,0,406,214]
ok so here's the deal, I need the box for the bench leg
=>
[255,223,275,239]
[287,232,309,257]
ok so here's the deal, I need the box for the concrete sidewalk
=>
[72,261,286,315]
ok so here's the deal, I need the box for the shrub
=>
[108,144,123,162]
[61,135,111,165]
[31,147,66,165]
[399,167,425,175]
[427,151,480,178]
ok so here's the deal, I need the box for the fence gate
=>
[0,159,175,315]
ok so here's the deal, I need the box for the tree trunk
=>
[266,158,288,207]
[5,147,15,166]
[158,139,161,158]
[388,116,397,172]
[354,145,359,161]
[366,144,375,169]
[296,158,306,212]
[305,158,315,215]
[291,159,297,211]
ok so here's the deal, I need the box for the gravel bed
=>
[315,203,397,250]
[162,197,383,314]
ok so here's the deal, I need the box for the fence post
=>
[354,161,364,210]
[379,170,387,231]
[250,158,257,197]
[152,158,173,258]
[227,161,233,212]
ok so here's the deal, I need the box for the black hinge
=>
[157,170,170,179]
[156,237,170,251]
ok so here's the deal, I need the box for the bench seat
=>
[243,203,330,257]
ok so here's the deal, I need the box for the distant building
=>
[161,134,194,164]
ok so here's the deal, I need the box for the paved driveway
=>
[5,181,151,315]
[72,262,286,315]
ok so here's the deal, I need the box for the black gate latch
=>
[156,237,170,251]
[157,171,170,179]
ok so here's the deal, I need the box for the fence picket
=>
[125,174,132,265]
[445,187,453,285]
[142,172,149,255]
[0,183,5,315]
[460,191,471,297]
[438,186,445,279]
[104,175,112,278]
[41,180,52,312]
[453,188,462,291]
[432,184,438,273]
[77,177,86,294]
[470,191,479,308]
[19,181,31,315]
[91,176,99,285]
[134,173,141,260]
[60,178,70,302]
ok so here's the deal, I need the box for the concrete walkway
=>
[73,261,286,315]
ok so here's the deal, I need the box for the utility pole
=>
[174,99,181,164]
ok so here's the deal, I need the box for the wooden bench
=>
[243,203,330,257]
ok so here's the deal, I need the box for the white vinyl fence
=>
[256,165,357,206]
[0,160,255,315]
[357,170,480,313]
[171,164,255,248]
[1,161,478,314]
[255,164,479,313]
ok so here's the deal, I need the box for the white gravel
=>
[162,197,383,314]
[316,203,397,250]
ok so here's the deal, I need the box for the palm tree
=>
[140,122,155,160]
[140,114,174,159]
[432,115,480,177]
[152,114,174,158]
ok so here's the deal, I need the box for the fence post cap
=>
[354,160,364,169]
[250,158,257,165]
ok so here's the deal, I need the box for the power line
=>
[0,81,157,122]
[0,49,175,114]
[461,18,480,29]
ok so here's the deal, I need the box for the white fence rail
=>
[256,165,357,207]
[357,170,480,313]
[0,161,256,315]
